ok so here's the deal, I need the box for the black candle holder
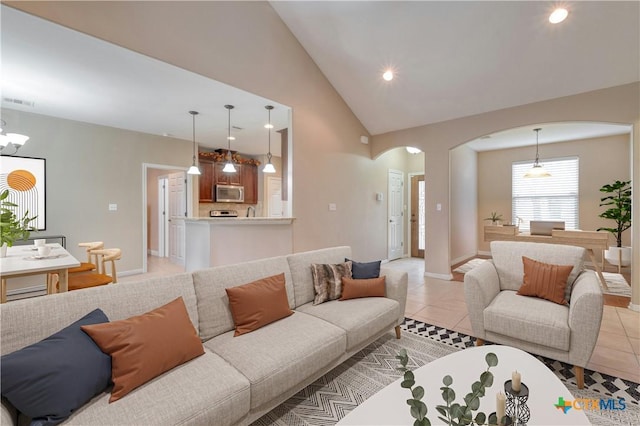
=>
[504,380,530,425]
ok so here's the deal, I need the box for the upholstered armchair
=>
[464,241,603,389]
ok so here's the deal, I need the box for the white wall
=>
[450,145,478,264]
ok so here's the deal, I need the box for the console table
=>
[484,226,610,290]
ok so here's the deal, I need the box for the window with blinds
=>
[512,156,579,232]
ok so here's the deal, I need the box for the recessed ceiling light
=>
[264,124,274,129]
[383,70,394,81]
[406,147,421,154]
[227,136,236,140]
[549,8,568,24]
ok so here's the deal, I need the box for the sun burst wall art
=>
[0,156,46,230]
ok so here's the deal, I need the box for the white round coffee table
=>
[338,345,589,425]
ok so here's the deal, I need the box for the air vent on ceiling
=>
[232,126,243,131]
[3,97,35,108]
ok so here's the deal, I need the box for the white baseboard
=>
[424,272,454,281]
[477,250,492,257]
[119,268,144,277]
[148,250,160,256]
[7,284,46,297]
[628,302,640,312]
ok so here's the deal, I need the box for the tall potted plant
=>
[597,180,632,268]
[0,189,37,257]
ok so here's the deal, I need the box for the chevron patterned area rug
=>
[253,319,640,426]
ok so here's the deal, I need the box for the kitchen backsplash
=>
[198,202,263,218]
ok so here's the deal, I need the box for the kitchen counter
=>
[183,217,295,271]
[184,217,294,225]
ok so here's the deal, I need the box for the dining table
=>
[0,243,80,303]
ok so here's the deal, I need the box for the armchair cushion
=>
[484,291,570,351]
[517,256,573,305]
[490,241,585,302]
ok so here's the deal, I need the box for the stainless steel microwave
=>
[216,185,244,203]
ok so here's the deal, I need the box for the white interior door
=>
[267,177,283,217]
[168,172,186,265]
[158,178,169,257]
[388,169,404,260]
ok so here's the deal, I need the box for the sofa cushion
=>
[226,273,294,336]
[517,256,573,305]
[193,255,294,341]
[340,276,386,300]
[204,311,346,410]
[490,241,585,302]
[0,273,199,356]
[65,349,250,426]
[81,297,205,402]
[287,246,352,307]
[484,291,570,351]
[346,258,381,279]
[311,261,352,305]
[1,309,111,426]
[297,297,399,350]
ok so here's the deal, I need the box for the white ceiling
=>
[272,1,639,135]
[1,2,637,155]
[0,6,290,157]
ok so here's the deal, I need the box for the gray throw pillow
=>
[346,258,381,279]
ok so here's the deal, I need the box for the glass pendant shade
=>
[187,111,201,175]
[6,133,29,145]
[523,128,550,178]
[0,134,10,147]
[223,162,237,173]
[263,162,276,173]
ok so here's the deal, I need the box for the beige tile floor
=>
[127,256,639,382]
[383,257,640,383]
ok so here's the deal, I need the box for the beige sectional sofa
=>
[1,246,408,425]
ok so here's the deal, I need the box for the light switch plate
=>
[109,203,118,211]
[328,203,337,211]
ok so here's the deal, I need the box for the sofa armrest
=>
[380,267,408,326]
[1,398,17,426]
[463,260,500,339]
[568,270,603,367]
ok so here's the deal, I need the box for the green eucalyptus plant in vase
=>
[597,180,631,268]
[397,349,505,426]
[0,189,37,257]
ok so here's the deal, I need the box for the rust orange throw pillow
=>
[81,297,204,402]
[226,273,294,336]
[340,276,386,300]
[518,256,573,305]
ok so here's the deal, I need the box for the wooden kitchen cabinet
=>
[214,162,242,186]
[242,164,258,204]
[198,160,215,202]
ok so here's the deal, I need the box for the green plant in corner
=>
[484,212,503,225]
[396,349,501,426]
[596,180,631,247]
[0,189,37,248]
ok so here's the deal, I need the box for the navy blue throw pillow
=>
[1,309,111,426]
[346,258,381,279]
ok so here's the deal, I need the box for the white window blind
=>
[512,157,579,232]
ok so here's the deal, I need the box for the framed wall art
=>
[0,155,46,230]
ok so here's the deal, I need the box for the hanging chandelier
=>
[523,128,550,178]
[263,105,276,173]
[222,105,237,173]
[186,111,201,175]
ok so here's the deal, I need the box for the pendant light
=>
[263,105,276,173]
[222,105,237,173]
[186,111,201,175]
[523,128,550,178]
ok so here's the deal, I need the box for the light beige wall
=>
[2,108,191,274]
[450,145,478,263]
[146,168,164,253]
[372,83,639,305]
[7,1,394,263]
[477,134,631,255]
[407,151,425,173]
